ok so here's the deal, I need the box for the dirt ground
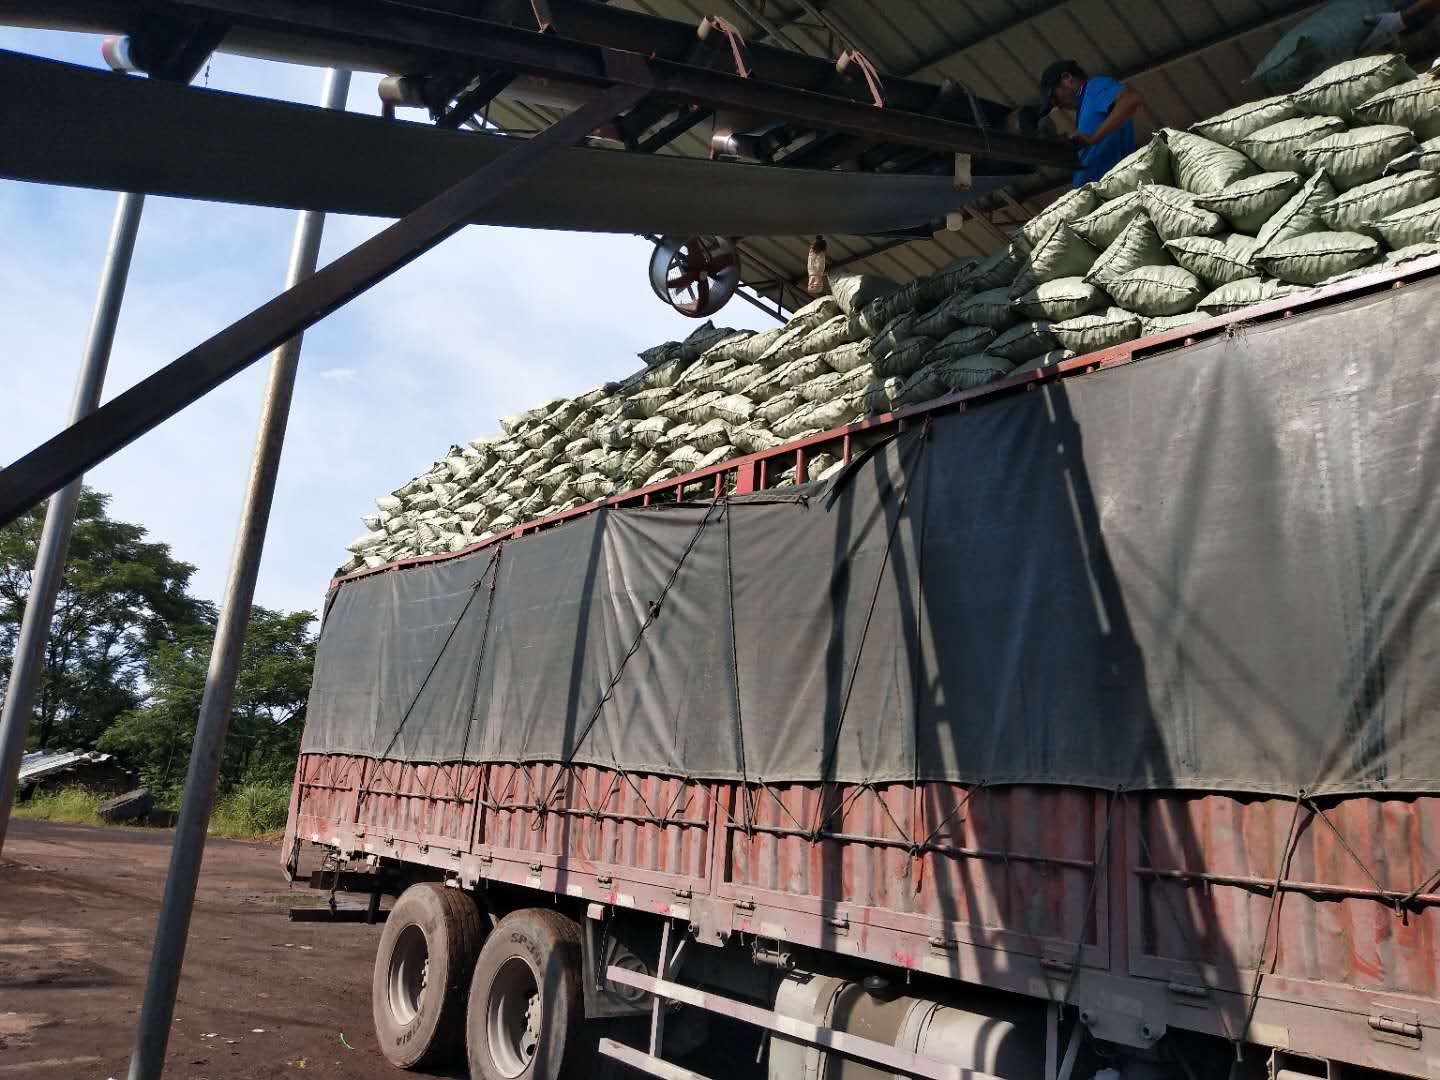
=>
[0,819,410,1079]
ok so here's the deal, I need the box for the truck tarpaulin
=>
[301,279,1440,797]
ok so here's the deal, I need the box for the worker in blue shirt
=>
[1038,59,1144,188]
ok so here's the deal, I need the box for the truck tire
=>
[466,908,589,1080]
[371,882,484,1069]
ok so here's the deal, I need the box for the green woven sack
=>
[1010,350,1077,374]
[1070,190,1145,248]
[1141,312,1212,336]
[1022,184,1101,247]
[1237,115,1347,172]
[1103,265,1206,317]
[1292,54,1415,121]
[1140,185,1227,242]
[1094,134,1173,198]
[823,338,874,374]
[1251,0,1394,92]
[1256,169,1338,248]
[1385,136,1440,175]
[1086,213,1172,290]
[1163,234,1263,288]
[1011,277,1108,321]
[1050,307,1143,354]
[910,290,973,340]
[935,324,998,356]
[935,354,1015,391]
[1163,128,1259,195]
[894,362,953,408]
[1373,196,1440,248]
[1318,171,1440,232]
[1385,240,1440,265]
[955,288,1020,331]
[1254,231,1380,284]
[1190,95,1299,148]
[1355,76,1440,141]
[1009,221,1098,295]
[969,239,1029,290]
[872,337,934,379]
[988,320,1060,362]
[1194,172,1303,233]
[1296,126,1417,190]
[1196,277,1304,316]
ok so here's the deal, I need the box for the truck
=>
[283,253,1440,1080]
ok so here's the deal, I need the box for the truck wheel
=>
[466,908,588,1080]
[371,882,484,1069]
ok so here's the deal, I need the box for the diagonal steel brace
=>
[0,82,648,530]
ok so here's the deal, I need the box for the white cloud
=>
[0,29,784,616]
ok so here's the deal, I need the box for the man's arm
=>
[1361,0,1440,51]
[1074,87,1143,147]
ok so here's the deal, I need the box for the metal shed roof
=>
[486,0,1437,315]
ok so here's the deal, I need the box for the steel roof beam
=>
[77,0,1072,167]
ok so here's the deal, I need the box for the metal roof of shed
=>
[487,0,1436,314]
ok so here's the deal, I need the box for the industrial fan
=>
[648,235,741,317]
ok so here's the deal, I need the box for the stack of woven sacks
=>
[339,55,1440,575]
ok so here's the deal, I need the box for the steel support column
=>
[0,79,650,530]
[0,190,145,855]
[121,74,647,1080]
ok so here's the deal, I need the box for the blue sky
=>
[0,27,779,616]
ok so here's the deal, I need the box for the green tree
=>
[99,606,316,794]
[0,488,212,749]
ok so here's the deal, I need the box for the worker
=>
[1038,59,1144,188]
[1360,0,1440,51]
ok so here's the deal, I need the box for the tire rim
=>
[487,954,541,1078]
[387,924,429,1026]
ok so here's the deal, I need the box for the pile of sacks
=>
[339,54,1440,575]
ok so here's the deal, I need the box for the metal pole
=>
[0,190,145,855]
[126,68,351,1080]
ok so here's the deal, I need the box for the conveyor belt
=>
[0,51,1016,236]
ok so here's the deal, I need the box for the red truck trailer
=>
[285,255,1440,1080]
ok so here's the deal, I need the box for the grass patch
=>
[208,782,291,839]
[13,785,105,825]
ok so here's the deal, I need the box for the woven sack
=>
[1372,196,1440,248]
[1164,234,1263,288]
[1140,185,1226,242]
[1142,312,1211,336]
[709,394,754,426]
[987,320,1059,362]
[1095,134,1173,198]
[1010,221,1098,294]
[936,354,1015,391]
[828,272,900,315]
[1319,171,1440,232]
[969,239,1029,290]
[729,422,784,454]
[1356,76,1440,140]
[869,312,920,359]
[1163,129,1258,195]
[824,338,874,373]
[872,338,934,379]
[955,288,1020,331]
[668,390,723,425]
[1256,169,1339,248]
[1022,184,1101,247]
[1196,277,1305,315]
[1070,190,1145,248]
[1194,172,1303,233]
[1050,307,1143,354]
[1291,54,1414,121]
[626,386,676,418]
[1385,136,1440,175]
[895,362,952,407]
[801,313,864,356]
[796,370,850,403]
[713,362,766,396]
[1237,115,1348,173]
[756,390,805,426]
[865,377,905,414]
[1012,277,1107,321]
[774,394,865,439]
[684,418,731,453]
[1103,265,1206,317]
[911,290,974,340]
[936,324,999,356]
[1384,240,1440,265]
[1296,126,1417,190]
[1086,214,1172,290]
[1010,350,1077,374]
[1251,0,1394,92]
[1191,95,1299,148]
[663,445,705,474]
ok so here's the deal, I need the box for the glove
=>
[1360,10,1406,52]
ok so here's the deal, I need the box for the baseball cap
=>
[1038,59,1082,116]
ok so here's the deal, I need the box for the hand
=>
[1067,131,1095,149]
[1360,10,1406,52]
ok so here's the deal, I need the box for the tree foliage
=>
[1,488,315,798]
